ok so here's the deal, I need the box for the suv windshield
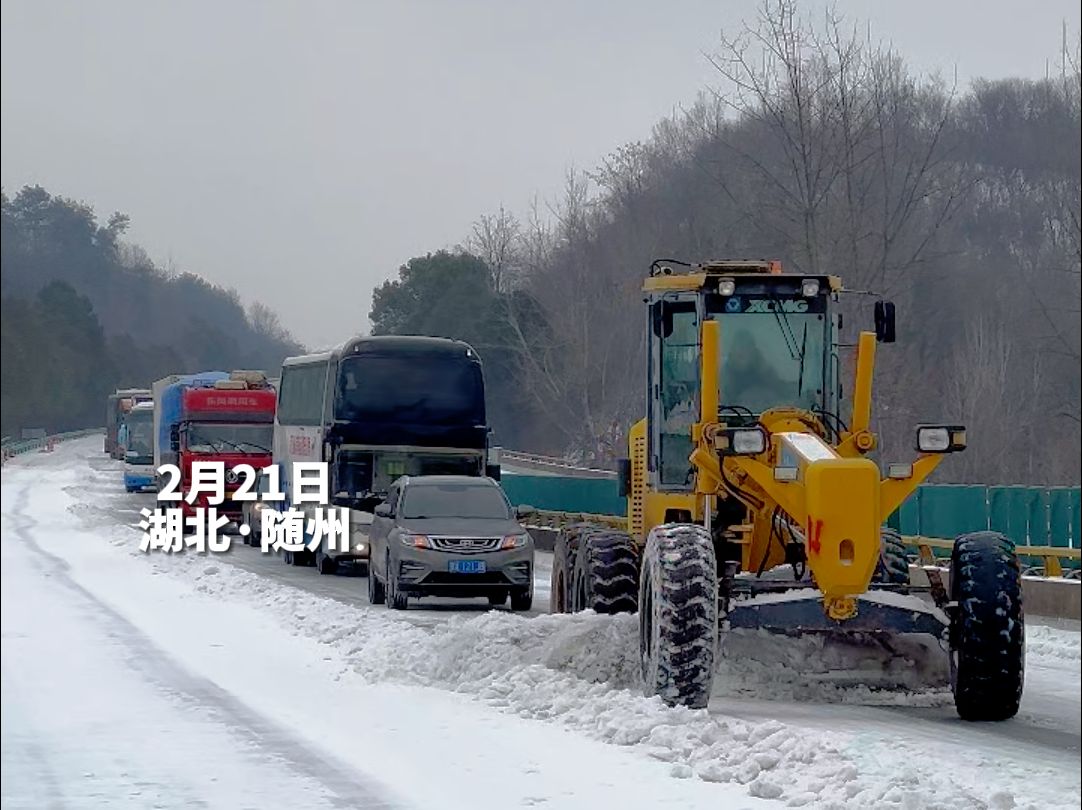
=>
[186,423,273,454]
[400,482,510,520]
[336,355,484,426]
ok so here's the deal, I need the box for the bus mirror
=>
[874,301,896,343]
[169,425,180,452]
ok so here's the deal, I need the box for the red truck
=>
[162,374,276,523]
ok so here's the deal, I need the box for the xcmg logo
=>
[745,298,809,314]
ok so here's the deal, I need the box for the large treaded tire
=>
[638,524,718,709]
[550,524,588,614]
[571,529,639,614]
[949,531,1024,721]
[873,527,910,585]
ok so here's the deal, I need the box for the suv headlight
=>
[400,533,430,549]
[501,532,530,550]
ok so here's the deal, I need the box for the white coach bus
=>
[272,335,496,572]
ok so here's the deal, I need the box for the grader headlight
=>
[915,425,967,454]
[723,427,768,456]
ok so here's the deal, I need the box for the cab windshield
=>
[655,293,828,486]
[185,423,273,454]
[707,295,827,415]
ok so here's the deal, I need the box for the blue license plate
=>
[448,559,487,574]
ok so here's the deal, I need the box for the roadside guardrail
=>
[1,428,103,464]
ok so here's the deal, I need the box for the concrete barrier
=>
[909,565,1079,620]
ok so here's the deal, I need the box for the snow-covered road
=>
[2,438,1079,809]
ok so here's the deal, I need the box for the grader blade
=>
[725,592,949,639]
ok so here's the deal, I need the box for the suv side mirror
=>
[874,300,896,344]
[616,458,631,498]
[374,503,392,518]
[169,425,180,452]
[514,504,537,520]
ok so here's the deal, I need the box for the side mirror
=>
[486,463,502,481]
[374,503,392,518]
[651,301,676,338]
[874,300,896,344]
[616,458,631,498]
[169,425,180,452]
[514,504,537,520]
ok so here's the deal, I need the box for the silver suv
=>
[367,475,534,611]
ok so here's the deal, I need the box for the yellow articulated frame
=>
[684,326,944,610]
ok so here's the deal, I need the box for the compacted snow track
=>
[3,438,1079,809]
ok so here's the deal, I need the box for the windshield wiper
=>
[767,293,799,360]
[797,321,808,398]
[208,437,269,455]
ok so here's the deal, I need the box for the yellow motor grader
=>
[550,260,1024,721]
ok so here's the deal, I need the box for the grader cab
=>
[551,260,1025,721]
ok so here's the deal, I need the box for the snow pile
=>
[145,555,1039,808]
[716,630,952,706]
[1026,623,1081,664]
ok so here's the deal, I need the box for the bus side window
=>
[323,360,336,423]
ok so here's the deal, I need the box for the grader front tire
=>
[949,531,1025,721]
[639,524,718,709]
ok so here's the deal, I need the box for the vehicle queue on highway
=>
[109,335,536,612]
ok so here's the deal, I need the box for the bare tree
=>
[248,301,293,344]
[468,205,522,293]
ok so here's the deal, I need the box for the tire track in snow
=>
[4,481,402,810]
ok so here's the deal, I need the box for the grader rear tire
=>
[639,524,718,709]
[550,524,587,614]
[571,529,639,614]
[873,527,910,585]
[949,531,1024,721]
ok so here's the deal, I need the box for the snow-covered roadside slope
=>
[5,439,1081,809]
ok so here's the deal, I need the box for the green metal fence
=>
[501,472,1081,553]
[886,484,1080,558]
[501,472,626,517]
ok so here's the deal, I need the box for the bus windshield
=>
[186,423,273,454]
[335,355,485,427]
[125,414,154,458]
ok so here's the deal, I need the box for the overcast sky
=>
[3,1,1078,348]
